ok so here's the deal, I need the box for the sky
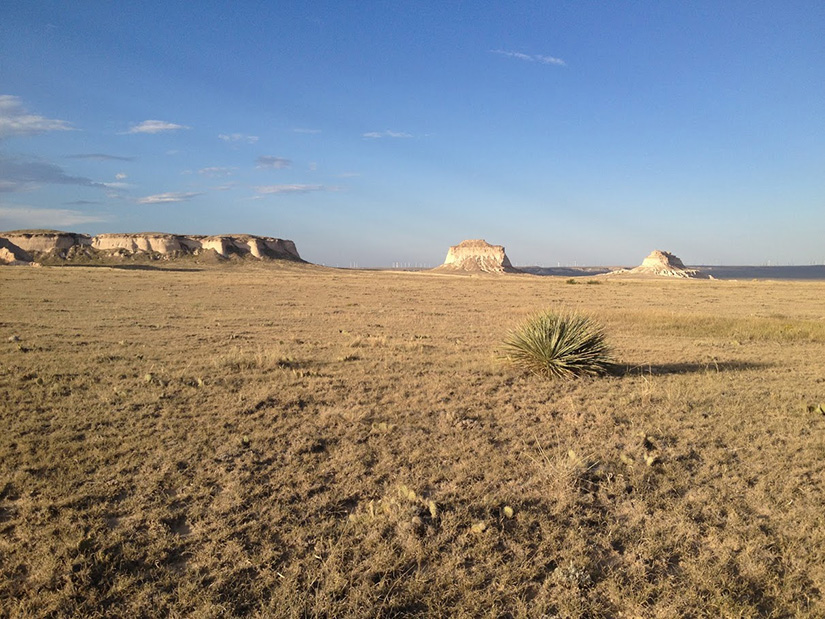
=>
[1,1,823,267]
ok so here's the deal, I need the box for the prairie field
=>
[2,262,825,618]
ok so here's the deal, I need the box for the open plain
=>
[2,262,825,618]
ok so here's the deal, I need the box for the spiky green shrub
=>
[501,310,613,379]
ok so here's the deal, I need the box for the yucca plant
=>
[501,309,613,379]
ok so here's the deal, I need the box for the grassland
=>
[1,263,824,617]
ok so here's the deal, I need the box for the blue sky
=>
[1,1,823,266]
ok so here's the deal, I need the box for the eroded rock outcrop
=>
[0,230,303,263]
[93,233,188,254]
[612,250,709,279]
[226,235,301,260]
[435,239,521,273]
[1,230,92,254]
[195,235,301,260]
[0,237,34,265]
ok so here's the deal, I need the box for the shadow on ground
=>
[616,361,769,376]
[48,263,203,272]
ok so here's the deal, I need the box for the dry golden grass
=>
[1,262,825,617]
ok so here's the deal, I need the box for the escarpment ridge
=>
[0,230,302,264]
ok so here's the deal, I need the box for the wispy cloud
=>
[115,172,127,180]
[0,95,74,139]
[0,156,102,192]
[63,200,101,205]
[198,166,235,177]
[257,156,292,169]
[125,120,190,134]
[219,133,259,144]
[490,49,566,66]
[293,128,322,135]
[138,191,202,204]
[66,153,135,162]
[0,204,108,227]
[363,130,413,139]
[255,184,330,195]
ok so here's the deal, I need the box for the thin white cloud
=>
[125,120,190,134]
[66,153,134,161]
[100,182,131,189]
[0,95,74,139]
[198,166,235,177]
[535,54,566,66]
[492,50,532,62]
[0,204,108,227]
[490,49,566,66]
[138,191,202,204]
[255,184,328,195]
[293,128,322,134]
[363,130,413,139]
[115,172,127,180]
[219,133,259,144]
[257,155,292,169]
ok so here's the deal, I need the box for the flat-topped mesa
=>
[437,239,521,273]
[0,230,92,254]
[0,229,303,262]
[619,250,709,279]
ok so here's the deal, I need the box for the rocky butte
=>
[434,239,522,274]
[611,250,709,279]
[0,230,303,264]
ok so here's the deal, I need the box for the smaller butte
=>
[611,250,709,279]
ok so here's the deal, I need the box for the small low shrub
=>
[501,309,613,379]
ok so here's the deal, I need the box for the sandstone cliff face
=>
[436,239,521,273]
[199,236,232,256]
[613,250,708,279]
[262,237,300,260]
[0,230,303,262]
[0,237,34,265]
[195,235,301,260]
[2,231,91,254]
[93,233,187,254]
